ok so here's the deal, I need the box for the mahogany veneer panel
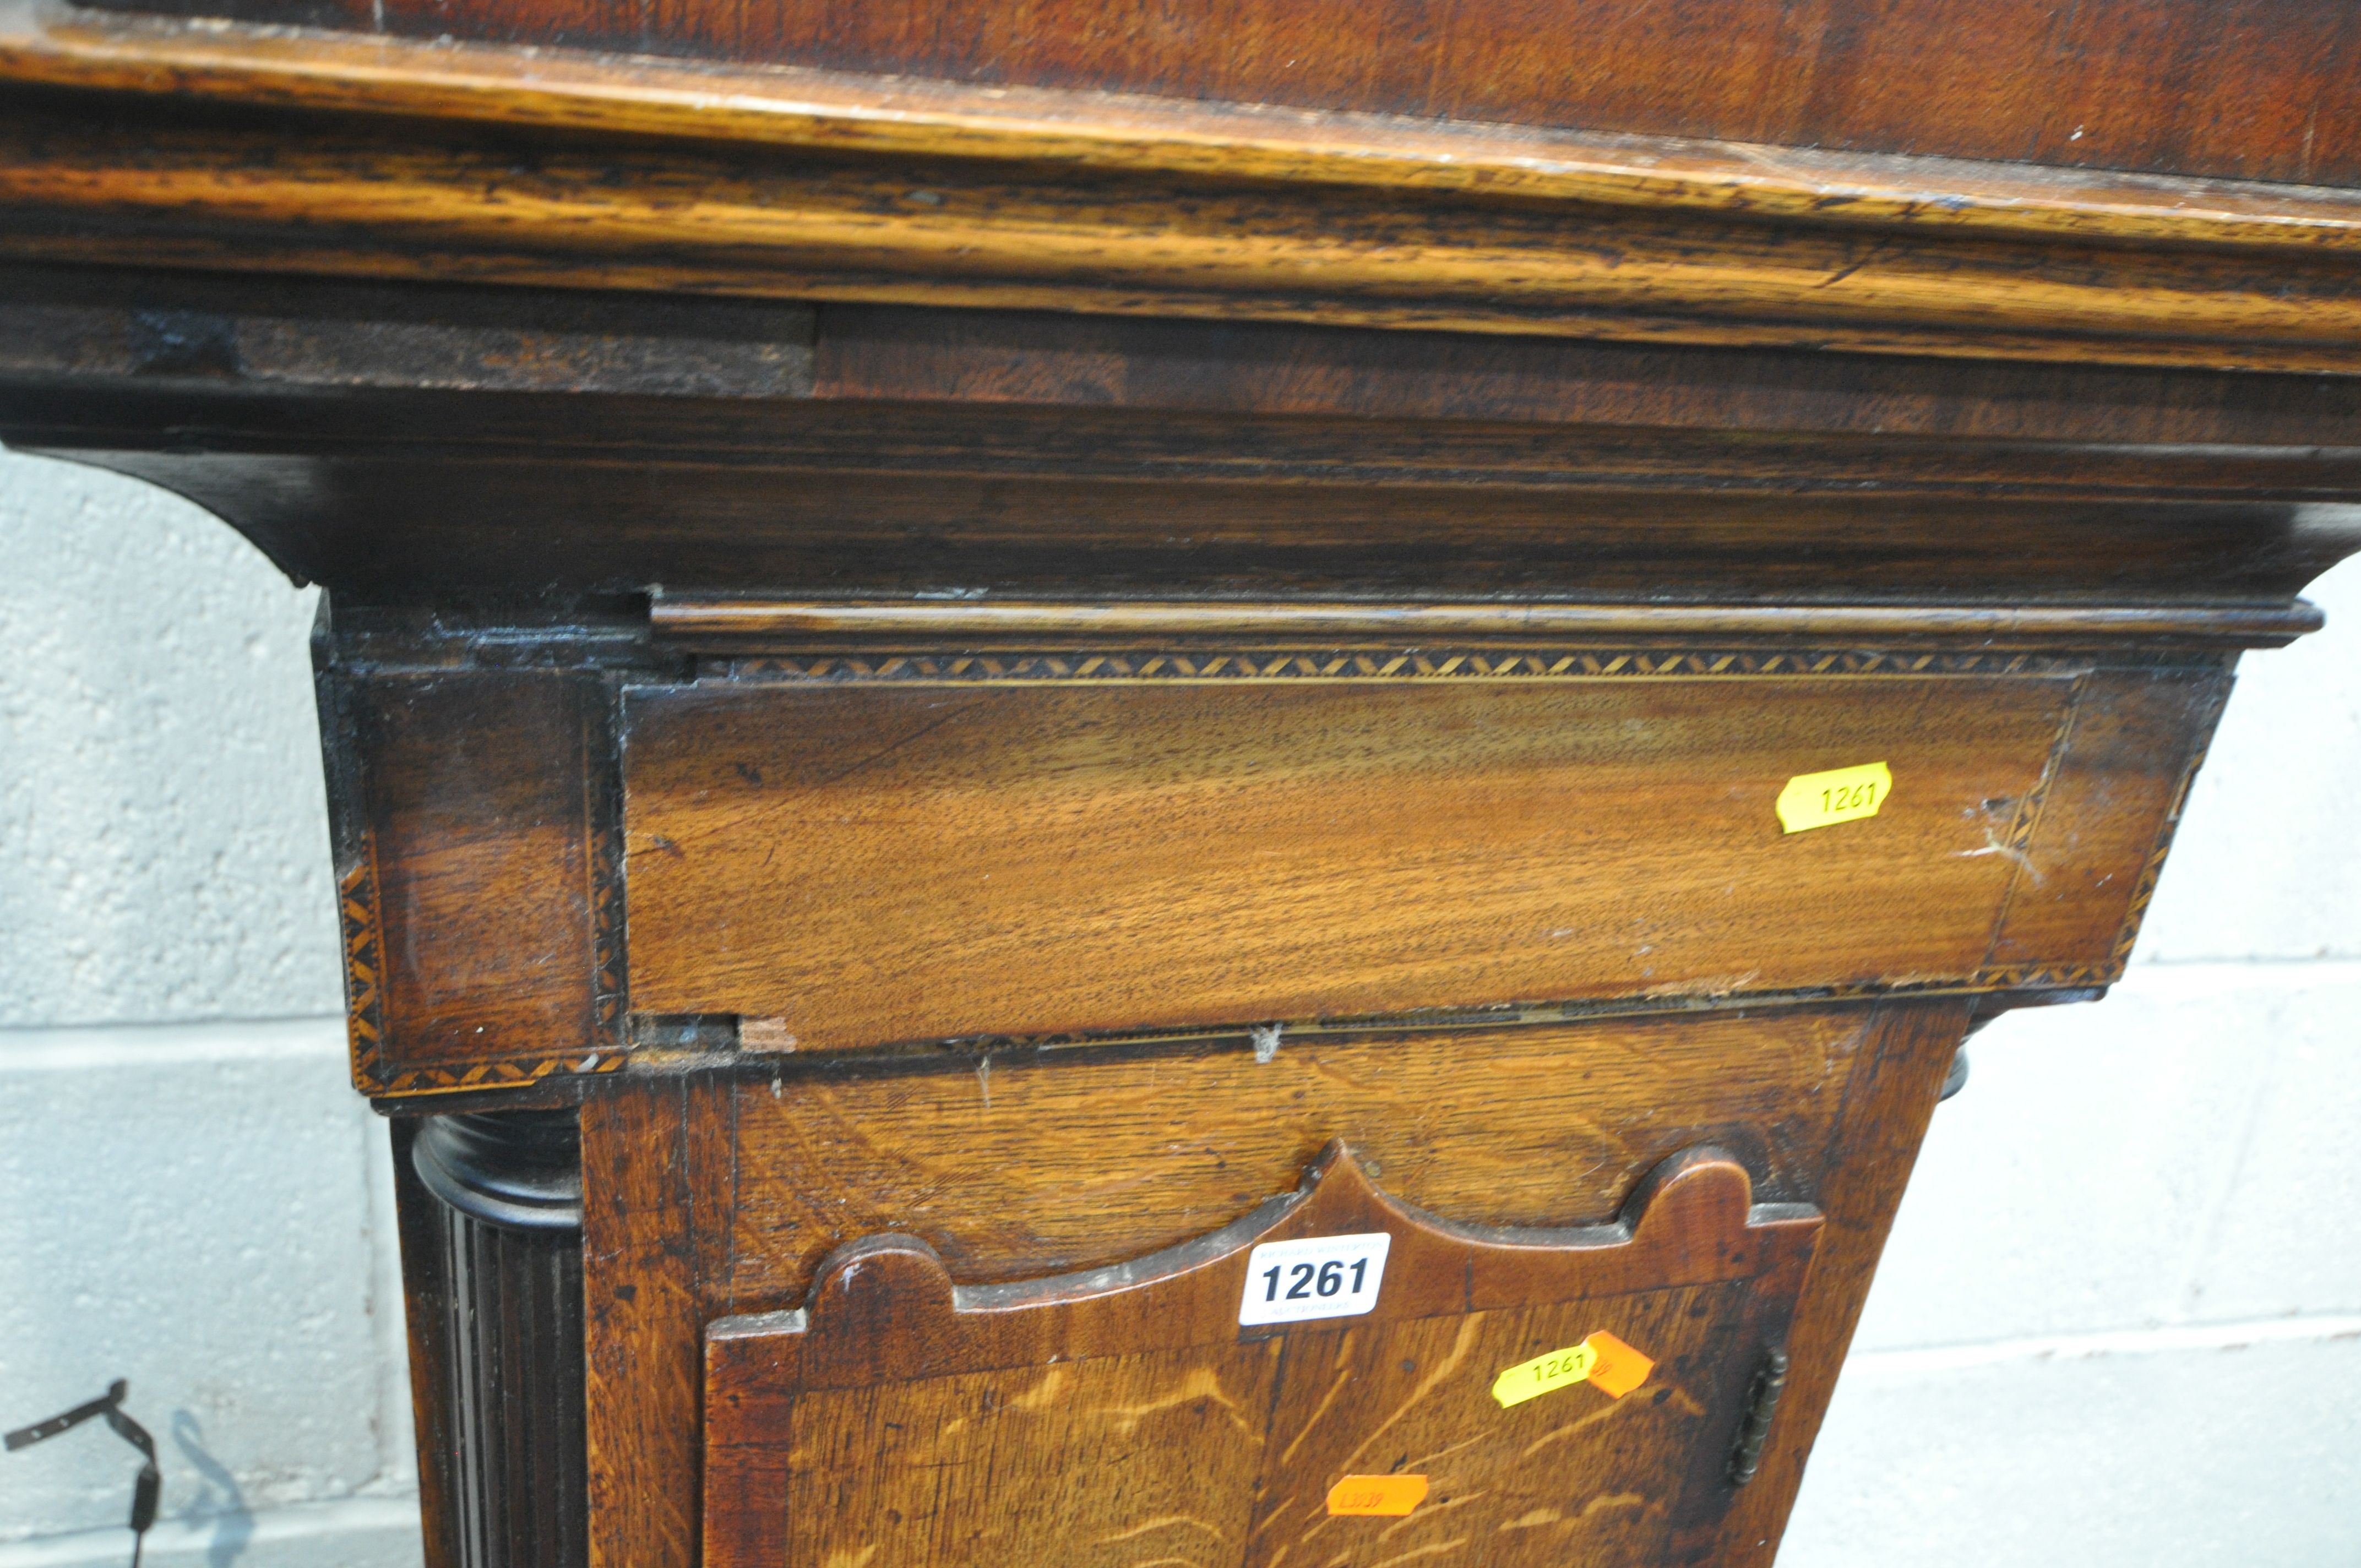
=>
[74,0,2361,188]
[623,674,2071,1048]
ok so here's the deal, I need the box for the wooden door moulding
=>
[703,1141,1821,1567]
[705,1142,1820,1376]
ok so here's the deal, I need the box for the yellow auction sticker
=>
[1326,1475,1429,1516]
[1776,761,1892,834]
[1492,1342,1597,1408]
[1489,1331,1656,1409]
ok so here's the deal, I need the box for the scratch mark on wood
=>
[1096,1512,1236,1545]
[1515,1393,1635,1460]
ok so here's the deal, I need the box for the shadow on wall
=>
[170,1413,252,1568]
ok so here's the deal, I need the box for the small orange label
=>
[1582,1330,1656,1399]
[1326,1475,1430,1517]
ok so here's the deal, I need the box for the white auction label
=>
[1238,1232,1392,1326]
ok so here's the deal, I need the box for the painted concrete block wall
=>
[3,442,2357,1564]
[0,450,416,1568]
[1786,560,2361,1567]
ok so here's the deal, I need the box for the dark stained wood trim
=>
[9,5,2361,373]
[10,0,2361,254]
[12,269,2361,613]
[43,0,2361,192]
[387,1119,461,1568]
[653,597,2326,650]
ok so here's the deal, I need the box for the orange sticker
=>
[1326,1475,1430,1517]
[1582,1330,1656,1399]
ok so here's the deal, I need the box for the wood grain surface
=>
[10,28,2361,373]
[622,673,2069,1048]
[581,1080,735,1568]
[717,1007,1874,1303]
[327,668,624,1093]
[807,302,2361,445]
[585,1009,1869,1566]
[7,7,2351,1556]
[579,1000,1965,1566]
[36,0,2361,189]
[12,273,2361,608]
[10,0,2361,245]
[703,1144,1819,1568]
[1713,998,1971,1564]
[1983,668,2233,974]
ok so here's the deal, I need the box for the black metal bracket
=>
[6,1380,161,1567]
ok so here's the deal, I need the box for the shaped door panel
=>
[704,1143,1819,1568]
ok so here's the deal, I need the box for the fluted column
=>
[398,1110,589,1568]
